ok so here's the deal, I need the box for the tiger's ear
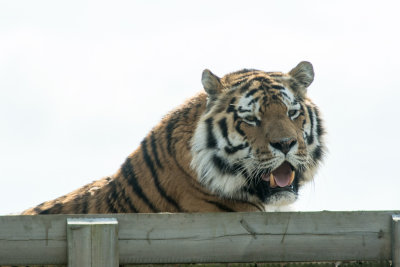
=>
[288,61,314,95]
[202,69,223,96]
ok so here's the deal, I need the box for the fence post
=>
[393,215,400,266]
[67,218,118,267]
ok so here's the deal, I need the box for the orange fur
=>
[22,62,324,214]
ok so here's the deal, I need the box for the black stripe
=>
[232,81,243,87]
[239,81,253,93]
[194,102,203,117]
[181,106,192,120]
[141,138,182,212]
[235,121,245,136]
[206,200,235,212]
[33,202,45,214]
[248,97,259,105]
[261,95,268,106]
[150,132,163,169]
[107,181,120,213]
[38,209,50,215]
[218,118,249,154]
[224,143,249,154]
[245,88,259,98]
[250,76,272,84]
[226,98,243,135]
[212,154,243,175]
[238,107,251,113]
[53,202,63,213]
[299,103,305,117]
[213,154,230,173]
[271,84,285,90]
[121,158,159,212]
[249,76,265,83]
[300,103,306,129]
[312,145,323,162]
[166,115,180,155]
[306,105,314,145]
[314,107,324,136]
[38,208,51,215]
[232,74,257,86]
[114,179,139,213]
[281,91,290,99]
[226,97,237,113]
[205,117,217,148]
[231,77,249,87]
[218,118,230,144]
[268,72,283,77]
[38,203,63,215]
[250,181,269,203]
[81,192,89,214]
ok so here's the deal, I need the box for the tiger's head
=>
[191,61,325,207]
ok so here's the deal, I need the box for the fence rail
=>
[0,211,399,266]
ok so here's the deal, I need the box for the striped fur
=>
[22,61,325,214]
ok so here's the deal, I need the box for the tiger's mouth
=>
[261,161,295,192]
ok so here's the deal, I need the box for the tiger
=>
[22,61,325,214]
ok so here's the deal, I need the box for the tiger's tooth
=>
[269,173,276,188]
[289,171,295,185]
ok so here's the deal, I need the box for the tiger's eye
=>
[288,110,298,117]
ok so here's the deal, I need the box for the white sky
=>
[1,0,399,215]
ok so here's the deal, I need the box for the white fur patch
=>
[266,191,297,206]
[191,118,248,196]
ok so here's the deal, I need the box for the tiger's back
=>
[23,61,325,214]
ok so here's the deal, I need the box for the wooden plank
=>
[124,262,391,267]
[117,211,397,263]
[0,215,68,265]
[67,218,118,267]
[67,219,91,266]
[393,215,400,266]
[0,211,399,265]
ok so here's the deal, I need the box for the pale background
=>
[1,0,399,215]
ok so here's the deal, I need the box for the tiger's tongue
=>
[272,162,292,187]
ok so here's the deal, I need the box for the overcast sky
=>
[1,0,399,215]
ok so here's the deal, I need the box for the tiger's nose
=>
[270,138,297,154]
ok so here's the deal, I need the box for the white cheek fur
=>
[190,117,248,197]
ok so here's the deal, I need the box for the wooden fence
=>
[0,211,399,266]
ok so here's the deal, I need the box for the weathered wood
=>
[393,215,400,266]
[124,262,391,267]
[0,215,68,265]
[67,218,118,267]
[0,211,399,265]
[117,211,396,263]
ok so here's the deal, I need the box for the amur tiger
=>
[22,61,325,214]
